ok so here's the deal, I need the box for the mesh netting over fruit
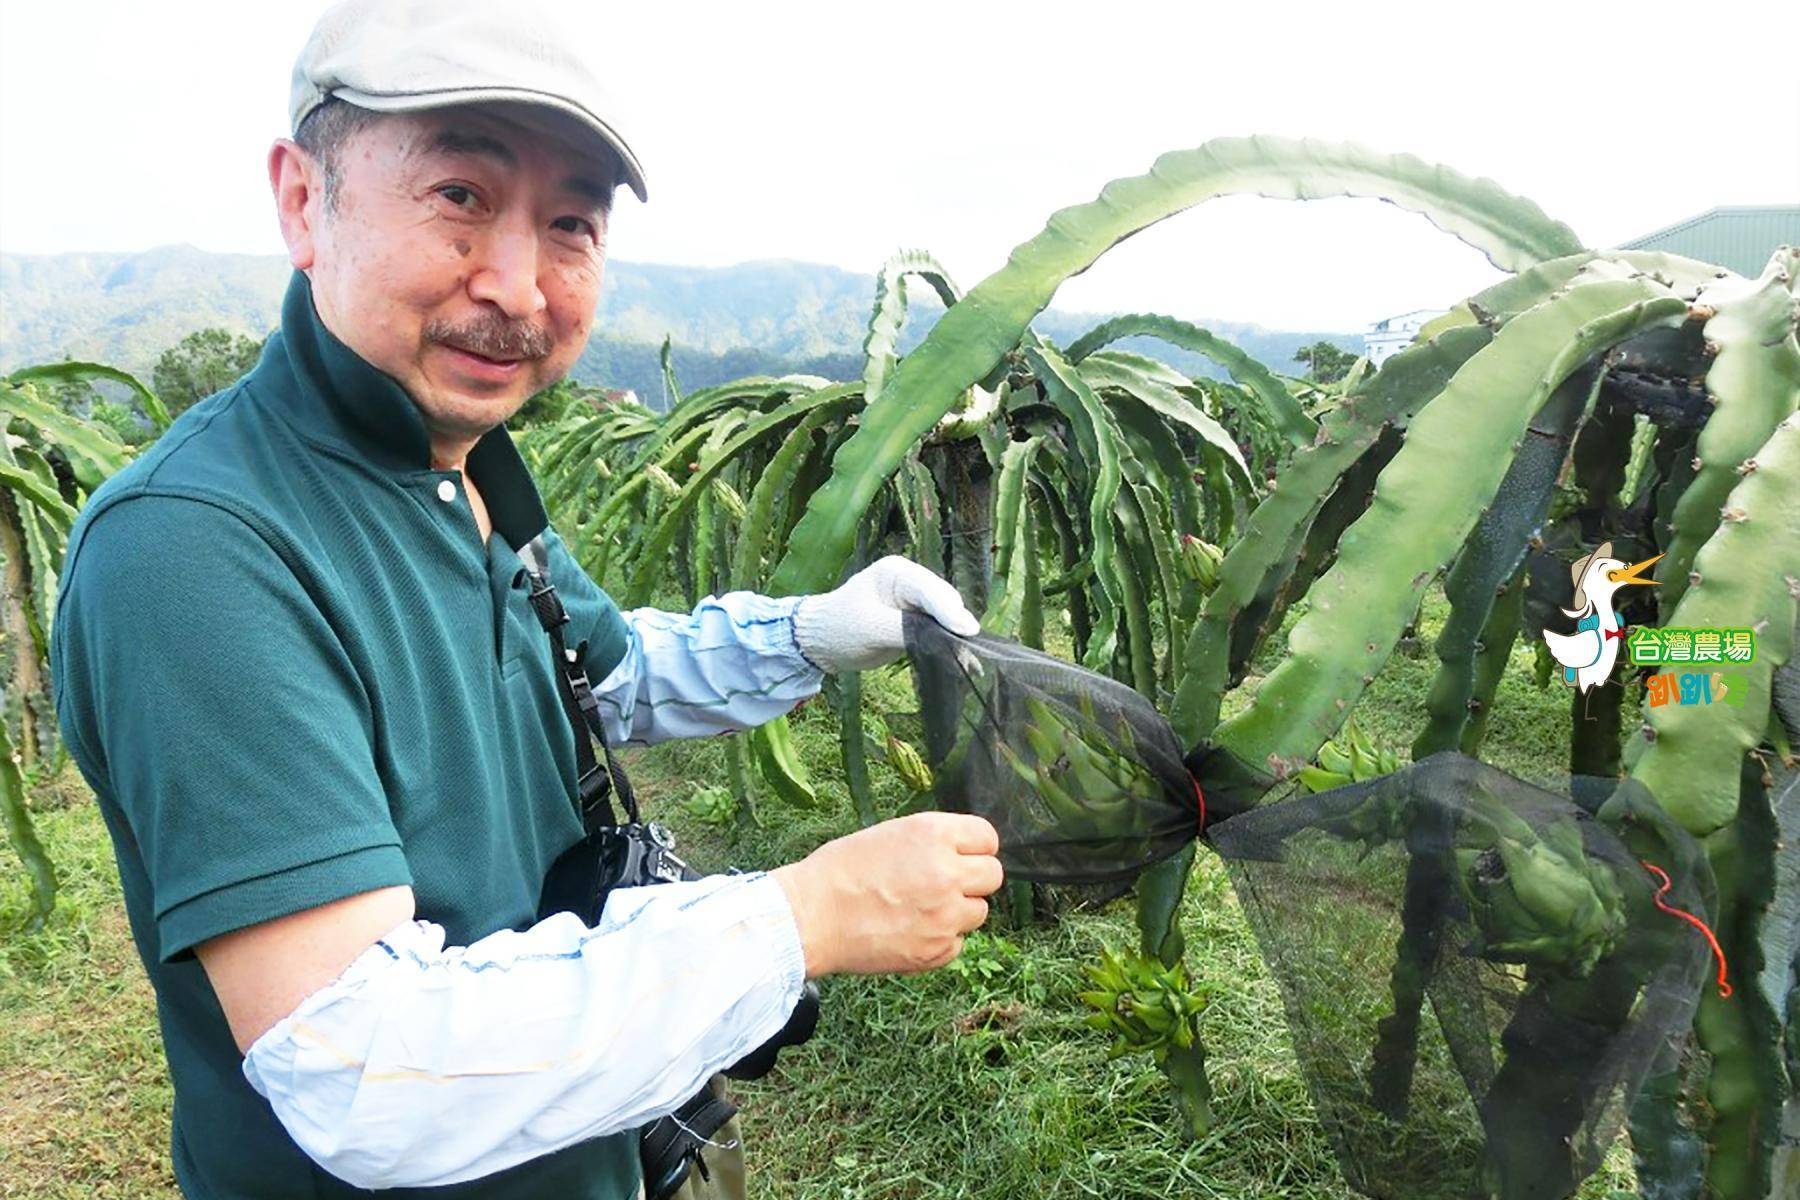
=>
[905,614,1717,1200]
[905,612,1207,885]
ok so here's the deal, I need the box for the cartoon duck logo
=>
[1542,541,1662,698]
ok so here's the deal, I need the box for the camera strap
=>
[518,535,638,831]
[518,536,807,1200]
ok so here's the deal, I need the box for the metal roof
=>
[1616,205,1800,277]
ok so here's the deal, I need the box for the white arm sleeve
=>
[240,872,806,1190]
[593,592,823,746]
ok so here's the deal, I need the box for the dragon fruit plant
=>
[14,137,1794,1198]
[521,143,1793,1196]
[2,362,168,932]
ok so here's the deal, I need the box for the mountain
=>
[0,245,1362,407]
[0,246,291,377]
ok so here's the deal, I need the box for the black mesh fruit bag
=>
[905,612,1214,885]
[1203,755,1715,1200]
[903,613,1722,1200]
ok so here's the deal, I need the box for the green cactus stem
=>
[1366,801,1455,1120]
[1761,761,1800,1199]
[723,731,759,833]
[1413,367,1596,761]
[625,387,858,604]
[1023,340,1128,673]
[1477,782,1704,1200]
[1656,251,1800,614]
[1067,313,1316,449]
[1417,249,1726,344]
[1132,842,1212,1137]
[1169,325,1492,745]
[982,435,1045,640]
[1634,410,1799,835]
[770,136,1584,599]
[828,673,875,829]
[1459,569,1526,759]
[1229,426,1399,686]
[0,717,56,931]
[1565,381,1638,779]
[1218,276,1690,778]
[859,249,961,407]
[1690,764,1787,1200]
[1632,411,1800,1200]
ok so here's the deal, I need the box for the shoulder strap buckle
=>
[518,535,639,828]
[525,574,571,631]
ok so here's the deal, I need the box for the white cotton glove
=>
[792,556,980,673]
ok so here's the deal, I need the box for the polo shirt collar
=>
[262,270,552,552]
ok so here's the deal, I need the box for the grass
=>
[0,789,178,1199]
[0,589,1646,1199]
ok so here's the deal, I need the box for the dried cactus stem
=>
[1570,680,1625,778]
[1561,373,1640,777]
[1628,1044,1707,1200]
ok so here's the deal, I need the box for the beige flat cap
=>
[290,0,648,202]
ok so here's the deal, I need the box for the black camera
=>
[538,820,698,911]
[537,819,821,1199]
[519,544,818,1197]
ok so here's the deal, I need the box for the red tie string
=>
[1640,860,1731,998]
[1191,775,1207,836]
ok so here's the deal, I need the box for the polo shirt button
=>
[436,480,457,503]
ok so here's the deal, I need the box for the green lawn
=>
[0,593,1646,1198]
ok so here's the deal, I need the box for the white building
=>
[1358,207,1799,370]
[1363,308,1448,366]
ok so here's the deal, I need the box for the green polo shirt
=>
[51,271,641,1198]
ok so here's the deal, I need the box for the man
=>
[48,2,1003,1196]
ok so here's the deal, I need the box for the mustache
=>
[424,314,553,362]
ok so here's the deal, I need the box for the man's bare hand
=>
[770,812,1003,977]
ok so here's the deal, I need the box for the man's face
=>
[300,104,613,452]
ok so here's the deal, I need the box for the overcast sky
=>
[2,0,1795,330]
